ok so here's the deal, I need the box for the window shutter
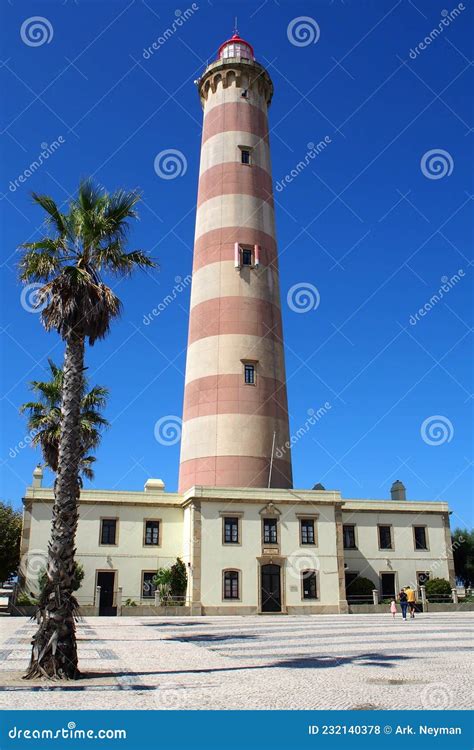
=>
[254,244,260,267]
[234,242,240,270]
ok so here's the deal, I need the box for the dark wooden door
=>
[380,572,395,599]
[261,564,281,612]
[97,571,116,616]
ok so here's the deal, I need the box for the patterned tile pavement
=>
[0,613,472,710]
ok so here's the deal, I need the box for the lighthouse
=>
[178,31,293,493]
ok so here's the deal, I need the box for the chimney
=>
[391,480,406,502]
[144,478,165,492]
[32,465,43,488]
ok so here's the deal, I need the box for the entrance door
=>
[380,572,396,599]
[97,571,116,616]
[261,564,281,612]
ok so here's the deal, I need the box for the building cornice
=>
[22,484,450,515]
[341,500,449,514]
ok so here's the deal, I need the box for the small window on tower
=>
[241,149,251,165]
[244,363,255,385]
[242,248,252,266]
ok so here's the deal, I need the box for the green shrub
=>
[153,567,172,604]
[124,598,137,607]
[170,557,187,601]
[38,561,85,594]
[16,592,37,606]
[425,578,452,603]
[346,576,376,598]
[153,558,188,605]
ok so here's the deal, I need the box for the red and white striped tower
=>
[178,32,292,492]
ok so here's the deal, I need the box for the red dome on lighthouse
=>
[217,32,255,61]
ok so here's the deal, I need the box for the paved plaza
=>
[0,613,472,710]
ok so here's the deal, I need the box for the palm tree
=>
[19,180,155,679]
[20,358,109,481]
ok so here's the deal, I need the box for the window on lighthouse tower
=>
[244,363,256,385]
[242,248,252,266]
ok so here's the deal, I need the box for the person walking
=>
[390,599,397,619]
[406,585,417,618]
[399,588,408,621]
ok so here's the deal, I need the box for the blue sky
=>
[0,0,472,527]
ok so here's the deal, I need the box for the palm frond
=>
[20,179,154,341]
[20,360,108,478]
[19,247,62,282]
[94,244,156,274]
[31,193,67,236]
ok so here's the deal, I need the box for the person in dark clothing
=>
[399,589,408,621]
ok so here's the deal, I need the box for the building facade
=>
[18,33,456,616]
[21,468,455,615]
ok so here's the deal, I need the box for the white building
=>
[20,468,455,615]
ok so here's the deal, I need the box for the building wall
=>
[198,500,341,613]
[341,509,451,594]
[24,499,184,605]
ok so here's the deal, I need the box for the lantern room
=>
[218,33,255,61]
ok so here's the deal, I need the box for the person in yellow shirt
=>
[405,585,416,618]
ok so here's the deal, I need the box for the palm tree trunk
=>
[25,333,85,680]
